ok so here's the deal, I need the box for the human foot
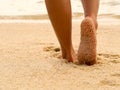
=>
[78,17,97,65]
[61,47,77,62]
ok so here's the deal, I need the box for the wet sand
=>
[0,16,120,89]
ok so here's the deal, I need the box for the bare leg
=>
[45,0,76,62]
[78,0,99,65]
[81,0,99,29]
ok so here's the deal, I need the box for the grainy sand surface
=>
[0,17,120,90]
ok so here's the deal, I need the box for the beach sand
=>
[0,16,120,90]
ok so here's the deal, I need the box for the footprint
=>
[43,46,60,52]
[43,46,55,52]
[100,79,120,86]
[52,52,61,59]
[98,53,120,64]
[43,46,61,58]
[98,53,120,59]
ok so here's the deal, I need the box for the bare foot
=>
[78,17,97,65]
[61,47,77,62]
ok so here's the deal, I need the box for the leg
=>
[45,0,76,62]
[81,0,99,29]
[78,0,99,65]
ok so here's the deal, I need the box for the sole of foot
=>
[78,17,97,66]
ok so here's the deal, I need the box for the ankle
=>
[65,46,76,62]
[85,16,98,29]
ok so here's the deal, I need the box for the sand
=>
[0,16,120,90]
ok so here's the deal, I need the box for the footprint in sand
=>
[43,46,120,64]
[43,46,61,58]
[98,53,120,59]
[43,46,60,52]
[99,79,120,86]
[97,53,120,64]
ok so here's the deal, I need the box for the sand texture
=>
[0,17,120,90]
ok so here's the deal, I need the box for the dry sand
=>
[0,17,120,90]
